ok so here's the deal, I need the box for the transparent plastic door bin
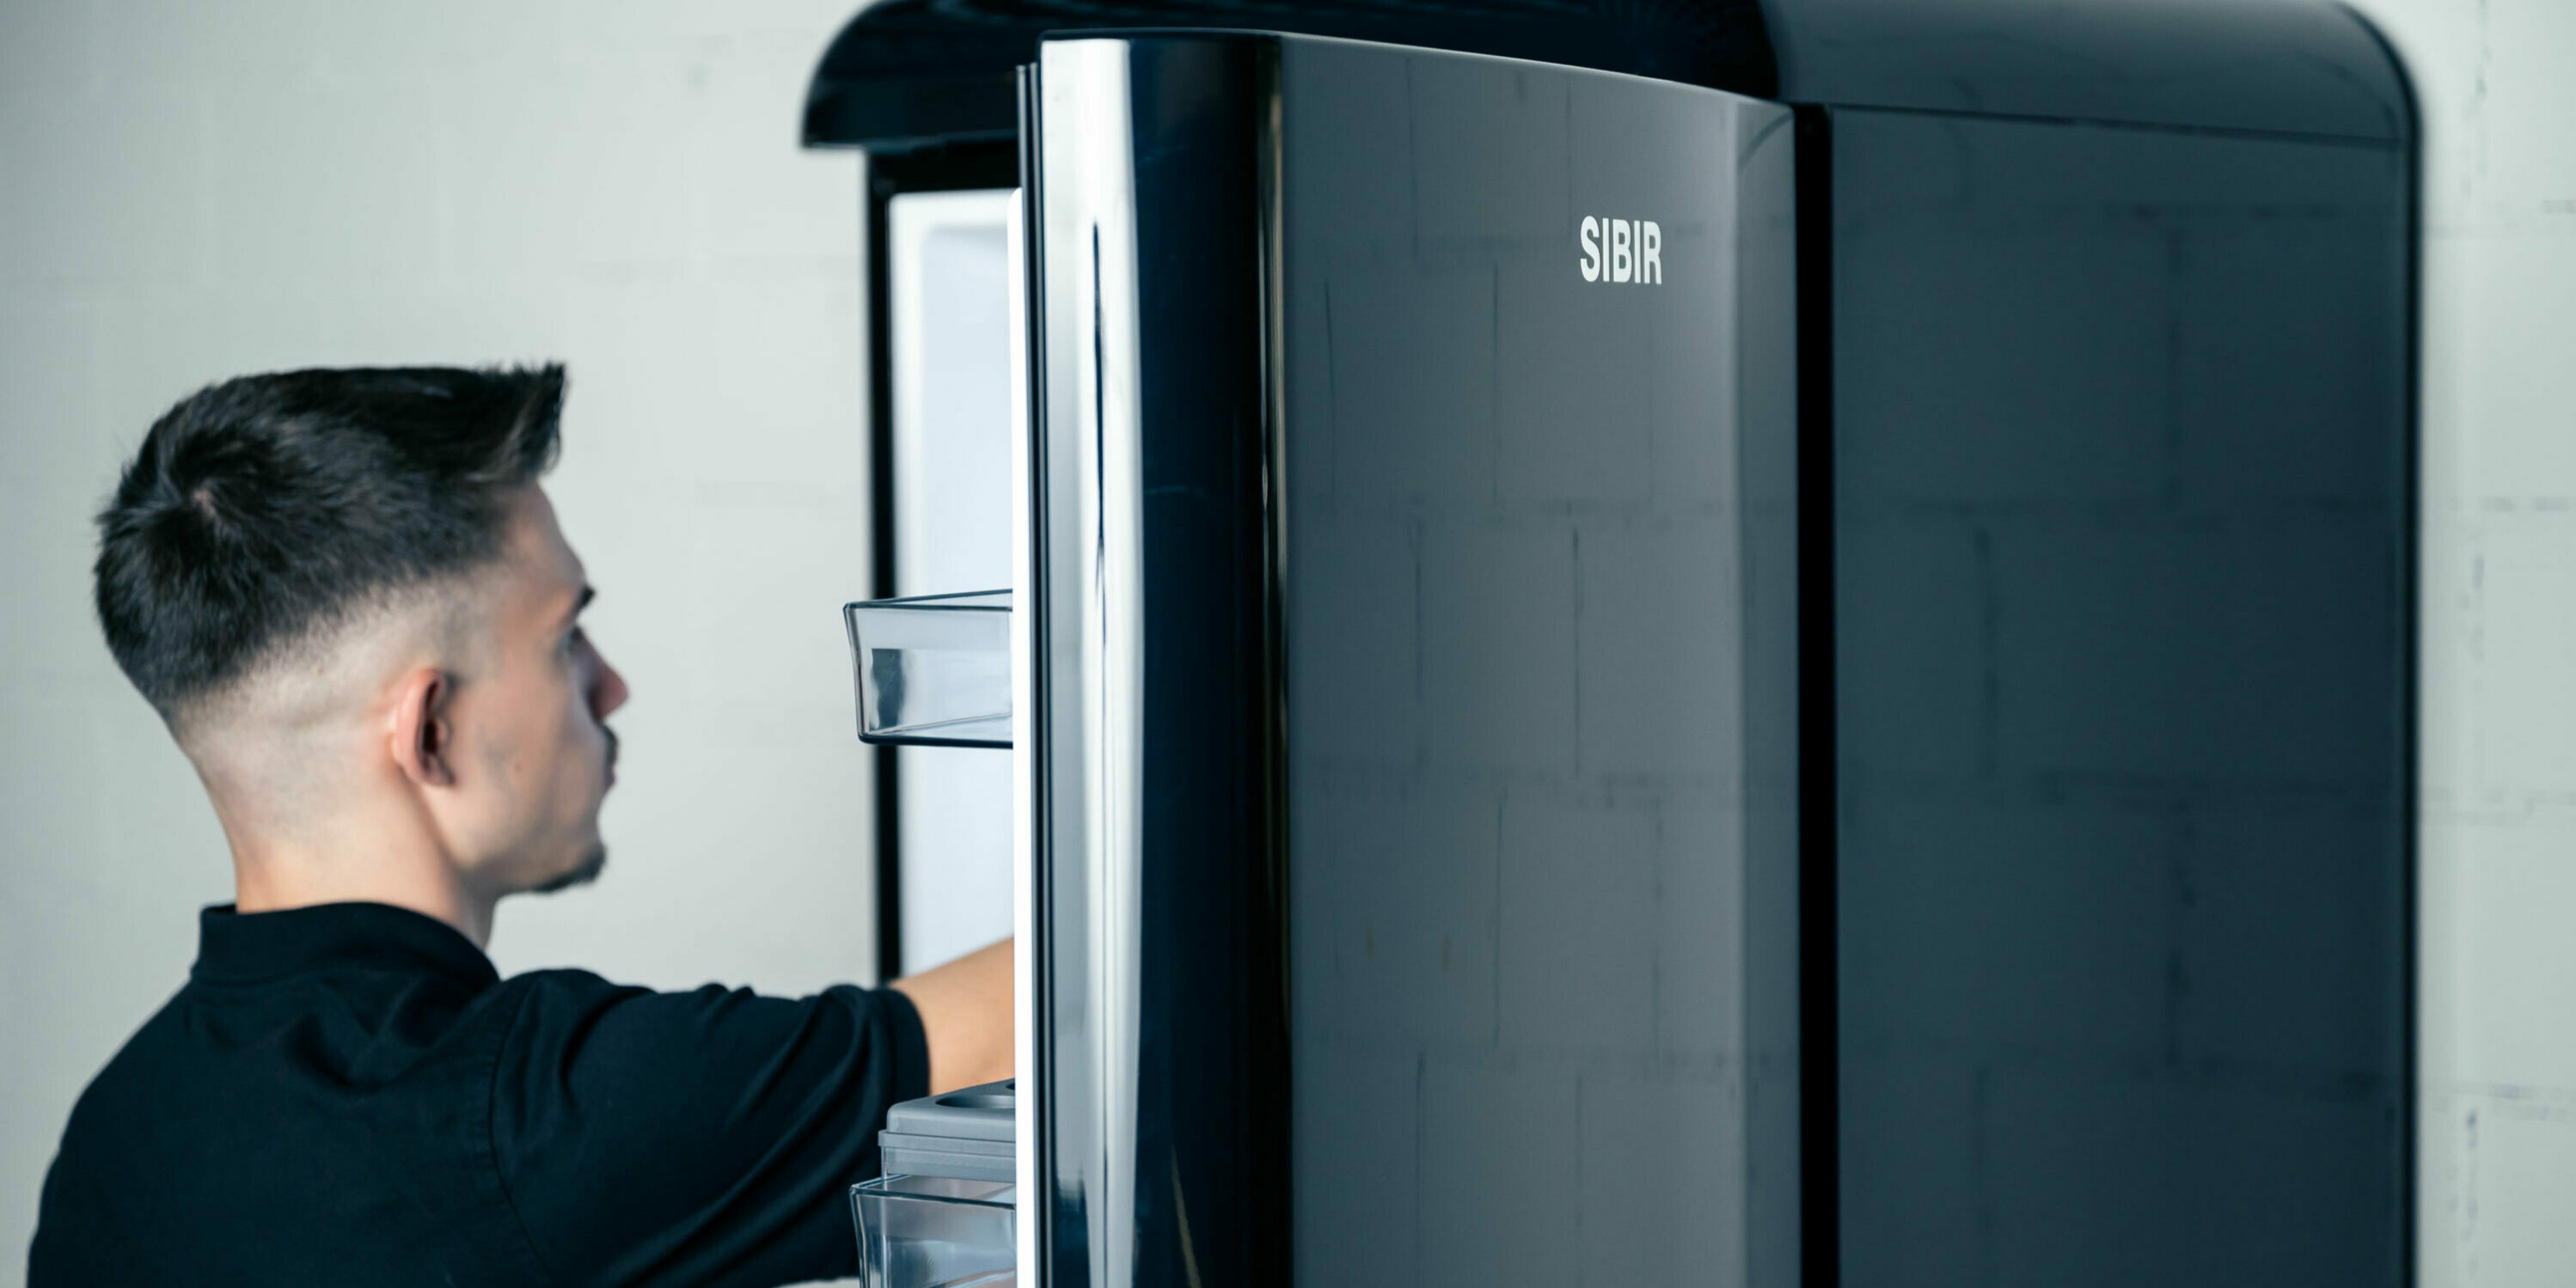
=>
[843,590,1012,748]
[849,1174,1016,1288]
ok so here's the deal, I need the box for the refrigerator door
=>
[1025,31,1796,1288]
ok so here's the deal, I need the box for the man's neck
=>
[223,804,497,948]
[234,865,497,948]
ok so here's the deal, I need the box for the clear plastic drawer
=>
[842,590,1012,748]
[849,1174,1017,1288]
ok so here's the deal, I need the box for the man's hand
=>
[891,937,1014,1094]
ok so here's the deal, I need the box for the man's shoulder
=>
[481,975,919,1287]
[49,986,191,1142]
[31,975,542,1285]
[48,962,572,1168]
[486,968,884,1063]
[487,962,627,1004]
[483,971,909,1156]
[486,966,837,1022]
[492,967,885,1016]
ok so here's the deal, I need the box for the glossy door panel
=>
[1277,41,1798,1288]
[1030,29,1797,1288]
[1029,34,1288,1288]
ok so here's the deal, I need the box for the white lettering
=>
[1577,214,1665,286]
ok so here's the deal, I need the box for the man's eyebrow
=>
[565,585,596,622]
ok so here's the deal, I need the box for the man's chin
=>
[530,845,608,895]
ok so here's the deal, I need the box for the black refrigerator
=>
[811,3,2416,1285]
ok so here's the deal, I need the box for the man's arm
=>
[493,971,929,1286]
[892,937,1014,1093]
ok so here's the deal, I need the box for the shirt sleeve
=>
[485,971,931,1288]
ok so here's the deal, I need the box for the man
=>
[28,365,1012,1286]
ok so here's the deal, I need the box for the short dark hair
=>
[95,364,567,720]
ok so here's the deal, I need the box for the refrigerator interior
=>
[884,188,1019,975]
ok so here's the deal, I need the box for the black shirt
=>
[28,901,928,1287]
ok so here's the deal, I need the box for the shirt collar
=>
[192,901,500,990]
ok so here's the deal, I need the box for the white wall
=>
[2351,0,2576,1283]
[0,1,883,1279]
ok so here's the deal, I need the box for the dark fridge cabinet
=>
[810,3,2415,1285]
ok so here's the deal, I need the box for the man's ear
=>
[387,667,457,789]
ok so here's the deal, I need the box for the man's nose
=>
[590,646,630,720]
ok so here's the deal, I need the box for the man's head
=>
[95,366,627,924]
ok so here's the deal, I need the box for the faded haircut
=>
[94,364,566,723]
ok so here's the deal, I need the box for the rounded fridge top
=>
[801,0,2410,152]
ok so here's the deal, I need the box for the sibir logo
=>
[1579,216,1662,284]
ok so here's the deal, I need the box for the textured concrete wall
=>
[0,3,879,1280]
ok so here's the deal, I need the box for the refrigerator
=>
[812,3,2416,1285]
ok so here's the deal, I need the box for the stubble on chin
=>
[533,729,618,897]
[532,844,608,894]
